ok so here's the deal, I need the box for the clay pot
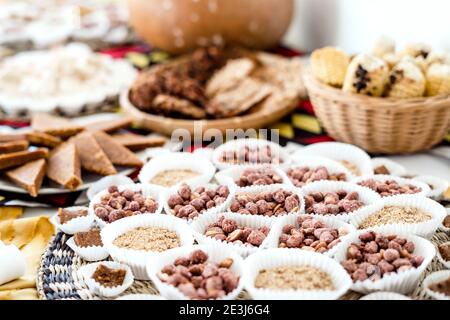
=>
[128,0,294,54]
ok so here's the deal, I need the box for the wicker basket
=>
[303,70,450,154]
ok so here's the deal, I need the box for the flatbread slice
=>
[6,159,46,197]
[32,113,84,138]
[72,132,116,176]
[93,131,143,167]
[46,142,82,191]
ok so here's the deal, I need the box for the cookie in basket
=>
[311,47,350,87]
[386,60,426,98]
[425,64,450,96]
[372,36,395,58]
[343,53,389,97]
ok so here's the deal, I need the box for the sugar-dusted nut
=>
[359,231,376,243]
[205,227,225,238]
[366,253,382,265]
[410,256,424,267]
[245,202,259,215]
[202,264,219,278]
[377,260,395,275]
[246,230,266,246]
[190,250,208,264]
[219,258,234,269]
[178,184,192,200]
[392,258,411,269]
[383,248,400,262]
[388,240,402,252]
[226,229,243,242]
[403,241,416,253]
[352,269,368,281]
[284,195,299,212]
[347,244,363,260]
[174,257,190,267]
[364,241,379,254]
[221,219,238,233]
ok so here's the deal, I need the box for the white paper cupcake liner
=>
[162,181,236,223]
[243,248,352,300]
[116,294,167,300]
[265,214,356,257]
[101,214,195,280]
[422,270,450,300]
[79,261,134,297]
[349,195,447,239]
[212,138,290,171]
[215,164,290,189]
[86,175,135,201]
[299,181,381,221]
[359,291,411,300]
[371,158,407,177]
[66,235,109,262]
[189,211,274,257]
[281,155,355,186]
[51,206,94,235]
[138,152,216,189]
[89,183,164,229]
[413,175,449,200]
[354,175,431,198]
[435,241,450,269]
[146,244,245,300]
[333,230,436,294]
[192,147,214,162]
[226,184,305,221]
[292,142,373,177]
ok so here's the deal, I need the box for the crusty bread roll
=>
[425,63,450,96]
[128,0,294,54]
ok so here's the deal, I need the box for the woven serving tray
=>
[36,229,449,300]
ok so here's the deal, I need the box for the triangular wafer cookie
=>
[6,158,46,197]
[47,142,82,190]
[72,132,117,176]
[93,131,143,167]
[32,113,84,138]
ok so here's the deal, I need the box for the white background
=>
[284,0,450,53]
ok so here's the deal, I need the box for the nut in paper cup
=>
[299,181,381,221]
[265,214,356,257]
[226,184,305,221]
[422,270,450,300]
[293,142,373,177]
[66,235,109,262]
[349,195,447,239]
[79,261,134,297]
[413,175,449,200]
[333,230,435,294]
[371,158,407,177]
[147,244,245,300]
[189,211,274,257]
[138,152,216,189]
[354,175,431,198]
[51,206,93,235]
[441,209,450,234]
[243,249,352,300]
[281,155,355,186]
[359,291,411,300]
[215,164,290,189]
[86,175,134,201]
[212,138,290,170]
[101,214,195,280]
[162,181,236,223]
[435,241,450,269]
[89,183,164,229]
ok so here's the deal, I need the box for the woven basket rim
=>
[303,69,450,109]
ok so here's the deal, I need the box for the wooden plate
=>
[121,51,306,136]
